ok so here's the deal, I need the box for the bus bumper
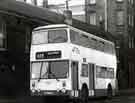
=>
[31,90,72,97]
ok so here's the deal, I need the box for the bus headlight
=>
[57,88,60,92]
[37,89,41,93]
[62,81,66,87]
[71,90,74,96]
[61,88,66,93]
[32,82,35,88]
[31,89,36,93]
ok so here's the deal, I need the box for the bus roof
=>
[34,24,68,31]
[33,24,115,45]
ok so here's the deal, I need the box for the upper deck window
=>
[32,29,67,44]
[32,31,48,44]
[70,30,89,47]
[70,29,115,55]
[48,30,67,43]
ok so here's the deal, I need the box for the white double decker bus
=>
[30,24,117,100]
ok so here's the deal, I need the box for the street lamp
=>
[64,0,72,25]
[65,0,71,10]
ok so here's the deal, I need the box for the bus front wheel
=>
[80,83,89,103]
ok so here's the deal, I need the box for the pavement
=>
[1,89,135,103]
[118,88,135,96]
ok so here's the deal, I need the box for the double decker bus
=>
[30,24,117,100]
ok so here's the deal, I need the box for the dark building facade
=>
[0,1,41,96]
[127,0,135,88]
[0,13,33,95]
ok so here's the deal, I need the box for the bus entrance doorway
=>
[71,61,79,91]
[89,63,95,96]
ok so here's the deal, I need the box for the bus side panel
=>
[94,89,107,96]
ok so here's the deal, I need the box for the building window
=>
[128,14,131,26]
[116,11,124,26]
[0,20,6,49]
[89,0,96,4]
[128,14,134,26]
[131,15,134,26]
[131,0,133,4]
[89,13,96,25]
[129,36,135,48]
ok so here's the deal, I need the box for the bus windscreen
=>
[31,61,69,79]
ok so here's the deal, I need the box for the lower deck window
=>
[96,66,114,78]
[81,64,88,77]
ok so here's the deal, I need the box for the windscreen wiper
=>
[49,71,60,81]
[38,62,43,82]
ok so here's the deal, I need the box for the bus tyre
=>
[107,84,112,99]
[80,84,88,103]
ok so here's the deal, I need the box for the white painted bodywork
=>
[30,24,117,95]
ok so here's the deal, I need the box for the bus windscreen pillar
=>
[63,10,72,25]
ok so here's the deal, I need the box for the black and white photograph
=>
[0,0,135,103]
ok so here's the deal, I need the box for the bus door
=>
[88,63,95,95]
[71,61,79,90]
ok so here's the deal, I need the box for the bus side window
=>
[70,29,89,47]
[79,33,89,47]
[81,64,88,77]
[96,66,107,78]
[107,68,114,78]
[96,66,102,78]
[90,38,97,49]
[96,66,114,78]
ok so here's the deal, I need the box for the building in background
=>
[85,0,106,29]
[127,0,135,88]
[16,0,85,22]
[107,0,134,89]
[47,0,86,22]
[16,0,135,89]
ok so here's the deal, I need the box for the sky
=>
[48,0,85,5]
[26,0,85,6]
